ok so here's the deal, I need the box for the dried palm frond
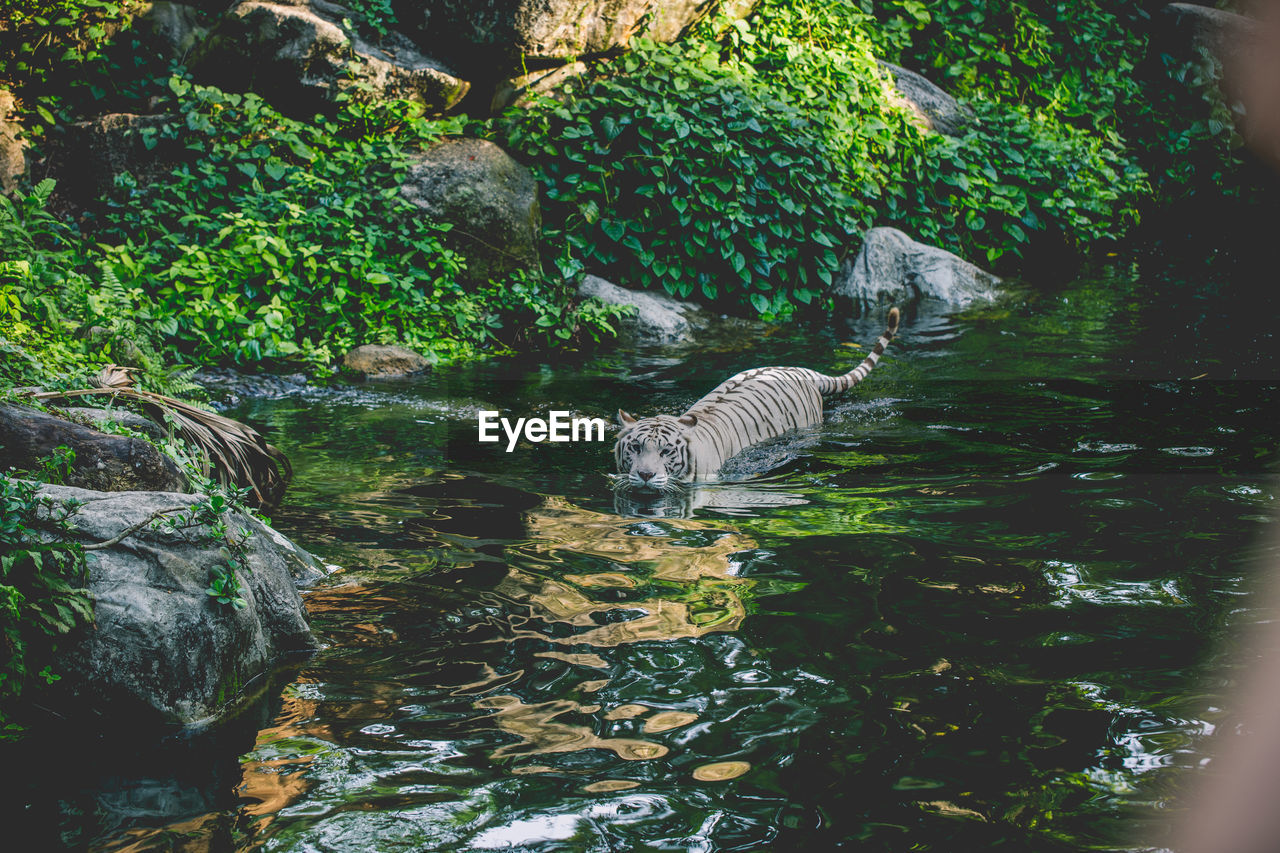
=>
[25,365,291,507]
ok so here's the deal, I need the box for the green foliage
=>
[847,0,1147,127]
[95,79,613,368]
[497,5,1147,317]
[0,468,93,737]
[0,179,194,393]
[499,36,895,318]
[339,0,401,39]
[0,0,174,134]
[904,101,1147,266]
[842,0,1259,206]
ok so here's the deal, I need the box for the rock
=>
[36,483,321,727]
[399,138,541,285]
[50,113,184,209]
[1156,4,1279,171]
[60,407,167,442]
[343,344,430,377]
[135,1,209,61]
[0,403,189,493]
[492,61,589,111]
[0,88,29,194]
[193,0,469,117]
[833,227,1000,311]
[194,367,310,407]
[879,62,971,136]
[79,325,147,368]
[577,275,703,344]
[393,0,760,77]
[1160,3,1262,62]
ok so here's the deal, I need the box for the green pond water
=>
[12,260,1280,851]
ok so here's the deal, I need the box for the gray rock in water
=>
[37,483,321,727]
[343,344,430,377]
[0,403,189,493]
[195,367,310,406]
[193,0,469,117]
[879,62,972,136]
[577,275,702,345]
[0,89,28,194]
[833,227,1000,312]
[400,138,541,286]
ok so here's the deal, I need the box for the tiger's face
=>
[613,410,699,491]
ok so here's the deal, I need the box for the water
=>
[10,261,1280,851]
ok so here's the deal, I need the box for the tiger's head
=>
[613,410,699,491]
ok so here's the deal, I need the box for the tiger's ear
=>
[678,414,698,428]
[617,409,637,426]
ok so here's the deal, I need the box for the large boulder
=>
[399,138,541,286]
[577,275,701,345]
[833,227,1000,312]
[879,62,971,136]
[0,403,189,493]
[36,484,322,727]
[192,0,469,117]
[0,89,29,194]
[393,0,759,78]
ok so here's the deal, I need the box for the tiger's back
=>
[679,366,829,480]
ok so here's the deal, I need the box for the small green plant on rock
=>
[0,467,92,738]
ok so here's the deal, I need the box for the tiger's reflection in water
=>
[469,496,769,767]
[612,481,808,519]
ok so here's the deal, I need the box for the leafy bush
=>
[0,0,175,134]
[844,0,1262,208]
[845,0,1152,128]
[94,79,618,368]
[500,37,898,317]
[0,470,92,737]
[0,179,186,391]
[497,5,1148,316]
[903,102,1148,266]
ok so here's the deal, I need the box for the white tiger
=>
[614,308,900,491]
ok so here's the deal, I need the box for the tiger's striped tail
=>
[820,307,900,395]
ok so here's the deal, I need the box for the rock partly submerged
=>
[38,483,323,728]
[343,344,431,378]
[194,367,311,406]
[833,227,1000,313]
[577,274,706,345]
